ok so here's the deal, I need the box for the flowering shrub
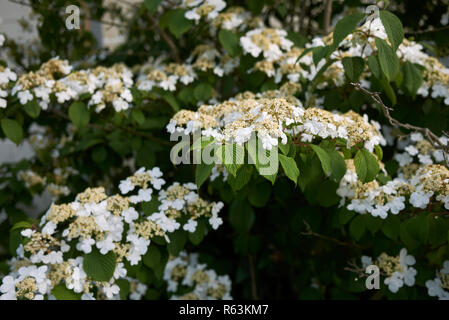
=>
[1,0,449,300]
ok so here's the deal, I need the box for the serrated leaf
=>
[188,220,206,245]
[349,215,365,241]
[143,245,161,269]
[248,181,271,207]
[68,101,90,128]
[1,119,23,144]
[342,56,365,82]
[278,154,299,184]
[167,231,187,256]
[229,200,255,234]
[218,29,240,57]
[195,162,214,188]
[24,100,40,118]
[379,10,404,51]
[310,145,331,175]
[167,9,193,38]
[227,165,253,191]
[367,55,382,79]
[194,83,213,101]
[375,37,399,82]
[83,248,116,282]
[354,149,379,183]
[144,0,162,13]
[11,221,32,231]
[403,61,423,97]
[328,150,347,182]
[333,13,365,47]
[52,283,82,300]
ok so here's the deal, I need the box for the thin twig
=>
[248,255,259,300]
[351,82,449,167]
[301,220,366,249]
[323,0,333,35]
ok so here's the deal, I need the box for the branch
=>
[248,255,259,300]
[49,108,172,147]
[120,0,181,62]
[323,0,333,35]
[351,82,449,167]
[301,220,366,249]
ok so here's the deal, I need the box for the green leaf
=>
[379,10,404,51]
[144,0,162,13]
[229,200,255,234]
[52,283,82,300]
[333,13,365,47]
[278,154,299,184]
[194,83,213,101]
[218,29,240,57]
[342,56,365,82]
[407,214,429,243]
[1,119,23,144]
[188,220,206,245]
[381,215,400,241]
[246,139,278,183]
[167,231,187,256]
[167,9,193,38]
[312,46,330,66]
[354,149,379,183]
[364,215,382,235]
[68,101,90,128]
[400,222,419,250]
[24,100,40,118]
[248,181,271,207]
[195,162,214,188]
[227,165,253,191]
[83,248,116,282]
[116,279,130,300]
[11,221,32,231]
[375,37,399,82]
[131,109,146,125]
[219,143,244,177]
[367,55,382,79]
[9,229,22,256]
[349,215,365,241]
[310,145,331,175]
[162,93,180,112]
[339,208,355,225]
[143,245,161,269]
[403,61,423,96]
[328,150,347,182]
[374,145,383,161]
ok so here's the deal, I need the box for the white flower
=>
[122,207,139,223]
[76,238,95,254]
[183,219,198,233]
[18,90,33,105]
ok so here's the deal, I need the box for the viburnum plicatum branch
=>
[351,82,449,167]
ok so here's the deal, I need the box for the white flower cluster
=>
[182,0,227,23]
[137,60,197,92]
[0,65,17,108]
[361,248,417,293]
[17,166,78,201]
[188,44,240,78]
[338,162,449,219]
[8,58,133,112]
[163,251,232,300]
[0,167,224,300]
[168,87,385,151]
[240,28,294,62]
[212,6,254,31]
[394,132,447,167]
[426,260,449,300]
